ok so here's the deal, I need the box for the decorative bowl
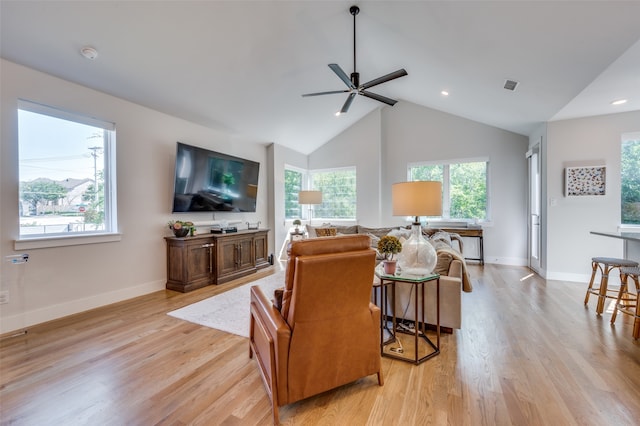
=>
[173,228,190,238]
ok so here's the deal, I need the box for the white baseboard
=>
[482,256,528,266]
[0,279,166,335]
[545,271,622,286]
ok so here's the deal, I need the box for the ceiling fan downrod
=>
[351,5,359,88]
[301,4,407,114]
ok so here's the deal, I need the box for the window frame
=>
[284,165,305,220]
[621,132,640,228]
[308,166,357,220]
[15,100,119,249]
[407,157,490,223]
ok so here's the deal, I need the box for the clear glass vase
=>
[397,224,437,275]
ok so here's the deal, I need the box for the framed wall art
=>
[565,166,606,196]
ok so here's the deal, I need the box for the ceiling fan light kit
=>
[302,5,407,114]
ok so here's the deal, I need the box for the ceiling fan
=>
[302,5,408,115]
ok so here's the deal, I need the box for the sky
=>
[18,110,104,182]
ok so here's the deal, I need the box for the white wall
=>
[308,101,530,265]
[0,60,272,333]
[271,144,307,259]
[545,110,640,282]
[309,109,383,226]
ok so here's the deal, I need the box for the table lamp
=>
[298,190,322,224]
[392,181,442,274]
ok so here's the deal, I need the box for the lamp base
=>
[397,224,437,275]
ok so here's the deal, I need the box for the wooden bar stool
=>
[611,266,640,339]
[584,257,639,315]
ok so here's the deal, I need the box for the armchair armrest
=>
[249,285,291,409]
[251,285,290,335]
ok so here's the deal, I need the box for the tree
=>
[82,170,105,227]
[410,162,487,220]
[621,139,640,224]
[20,180,66,213]
[284,169,303,219]
[312,170,356,219]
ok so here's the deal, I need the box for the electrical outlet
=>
[0,290,9,304]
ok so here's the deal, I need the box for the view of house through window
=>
[622,133,640,225]
[18,100,116,237]
[409,159,488,221]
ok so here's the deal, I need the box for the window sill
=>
[619,225,640,233]
[14,233,122,250]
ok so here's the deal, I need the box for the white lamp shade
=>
[298,190,322,205]
[392,181,442,217]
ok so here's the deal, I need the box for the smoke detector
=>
[80,46,98,60]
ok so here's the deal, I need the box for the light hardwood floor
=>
[1,264,639,425]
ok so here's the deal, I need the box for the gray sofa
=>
[305,223,473,331]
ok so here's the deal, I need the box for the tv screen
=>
[172,142,260,213]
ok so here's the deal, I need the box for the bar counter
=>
[590,231,640,261]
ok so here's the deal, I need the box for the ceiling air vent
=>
[504,79,519,91]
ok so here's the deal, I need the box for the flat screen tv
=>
[172,142,260,213]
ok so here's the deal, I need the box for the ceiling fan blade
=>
[360,91,398,106]
[329,64,356,89]
[340,93,357,113]
[302,90,349,97]
[361,69,408,90]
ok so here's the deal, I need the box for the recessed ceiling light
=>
[611,99,627,105]
[335,111,341,117]
[441,90,449,96]
[80,46,98,60]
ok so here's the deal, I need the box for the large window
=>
[283,166,357,220]
[310,167,357,220]
[284,167,303,219]
[622,133,640,225]
[18,100,117,238]
[409,159,488,221]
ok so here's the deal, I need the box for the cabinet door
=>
[165,237,214,292]
[217,238,240,277]
[254,231,269,269]
[237,237,254,271]
[186,242,212,284]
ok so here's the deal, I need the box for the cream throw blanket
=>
[436,246,473,292]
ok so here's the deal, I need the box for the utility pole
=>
[88,146,102,203]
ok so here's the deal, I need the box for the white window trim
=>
[16,100,118,247]
[309,166,357,221]
[15,233,122,250]
[407,157,491,224]
[621,132,640,227]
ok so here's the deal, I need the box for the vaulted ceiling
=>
[2,1,639,154]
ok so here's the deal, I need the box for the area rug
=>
[168,270,285,338]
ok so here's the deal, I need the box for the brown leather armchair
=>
[249,234,384,424]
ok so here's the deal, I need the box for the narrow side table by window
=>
[440,226,484,265]
[374,265,440,365]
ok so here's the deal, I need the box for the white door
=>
[527,143,541,273]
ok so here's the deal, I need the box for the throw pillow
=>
[387,228,412,240]
[332,225,358,235]
[433,252,454,276]
[273,287,284,311]
[365,233,387,260]
[315,228,337,237]
[357,225,397,238]
[305,224,317,238]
